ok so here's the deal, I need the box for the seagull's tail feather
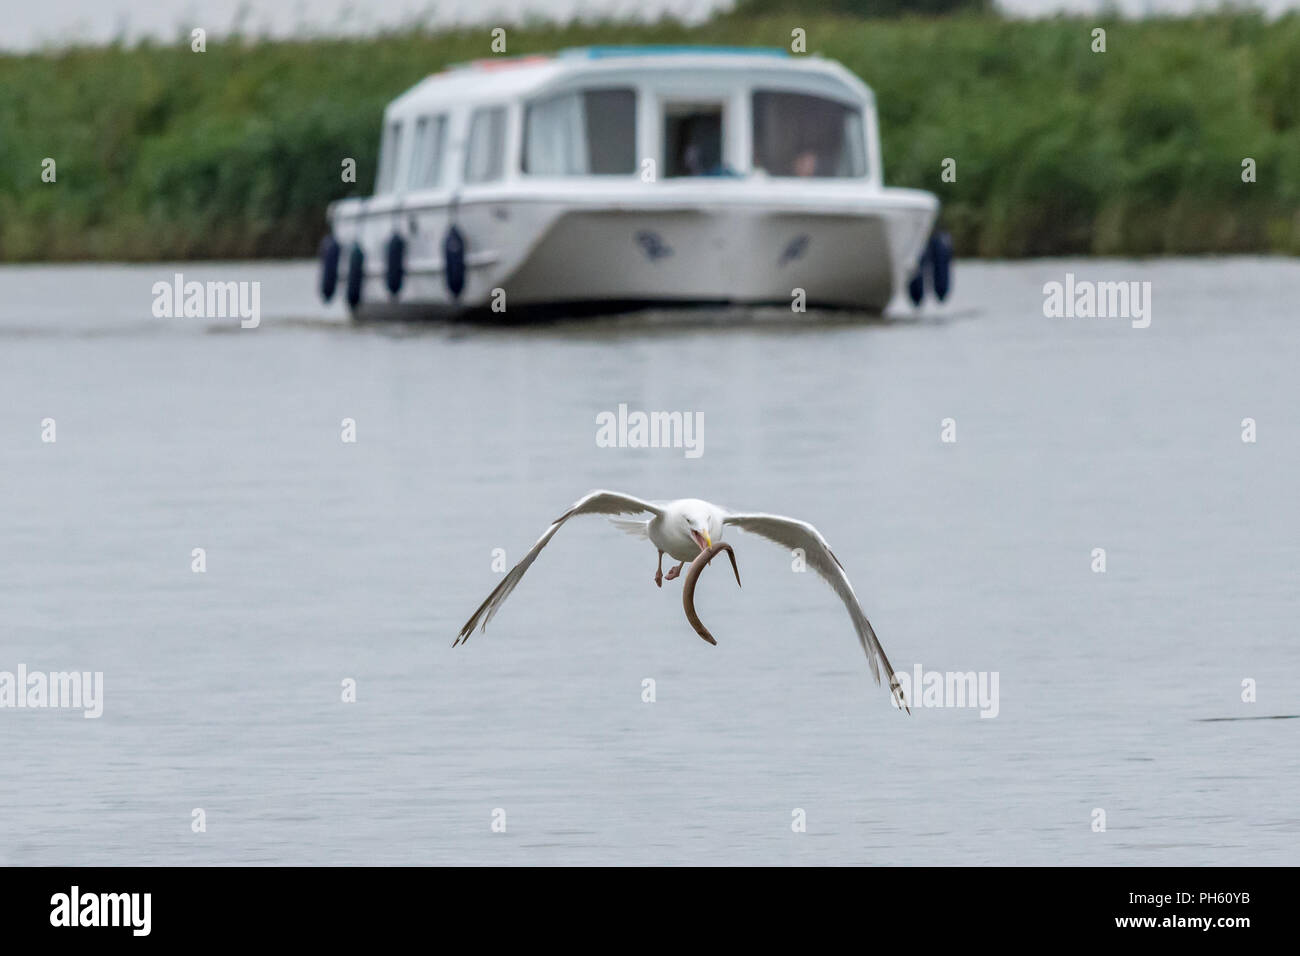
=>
[608,517,650,538]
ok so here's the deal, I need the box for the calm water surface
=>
[1,258,1297,865]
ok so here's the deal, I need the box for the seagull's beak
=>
[691,529,710,551]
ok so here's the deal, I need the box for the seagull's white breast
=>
[648,498,726,563]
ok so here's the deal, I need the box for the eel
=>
[681,542,742,645]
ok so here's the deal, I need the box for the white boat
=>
[322,46,944,318]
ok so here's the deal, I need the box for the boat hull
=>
[330,185,938,319]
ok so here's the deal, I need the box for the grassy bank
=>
[1,11,1297,260]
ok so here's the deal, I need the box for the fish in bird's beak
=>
[682,541,741,646]
[690,528,711,551]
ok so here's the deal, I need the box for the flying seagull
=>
[455,490,907,709]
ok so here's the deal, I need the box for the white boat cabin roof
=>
[385,46,875,116]
[346,46,891,200]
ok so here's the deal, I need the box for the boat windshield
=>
[751,90,867,178]
[523,88,637,176]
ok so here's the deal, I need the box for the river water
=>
[1,258,1296,865]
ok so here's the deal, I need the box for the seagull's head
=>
[683,511,712,551]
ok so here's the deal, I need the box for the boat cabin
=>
[366,46,884,198]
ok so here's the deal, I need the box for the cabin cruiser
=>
[321,46,945,317]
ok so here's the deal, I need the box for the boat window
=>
[376,120,404,193]
[523,89,636,176]
[464,107,507,185]
[664,103,725,177]
[751,91,867,178]
[407,114,448,190]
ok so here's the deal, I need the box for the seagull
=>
[455,490,907,710]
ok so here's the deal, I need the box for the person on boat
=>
[792,149,819,177]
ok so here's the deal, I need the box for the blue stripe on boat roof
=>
[561,45,789,59]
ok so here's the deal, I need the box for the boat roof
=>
[385,46,871,115]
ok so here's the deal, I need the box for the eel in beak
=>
[681,541,741,646]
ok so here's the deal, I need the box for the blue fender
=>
[907,241,931,307]
[345,243,364,310]
[318,235,340,302]
[443,225,466,300]
[907,270,925,306]
[385,232,406,297]
[929,231,953,302]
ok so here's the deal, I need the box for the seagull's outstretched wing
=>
[455,490,665,645]
[722,511,908,711]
